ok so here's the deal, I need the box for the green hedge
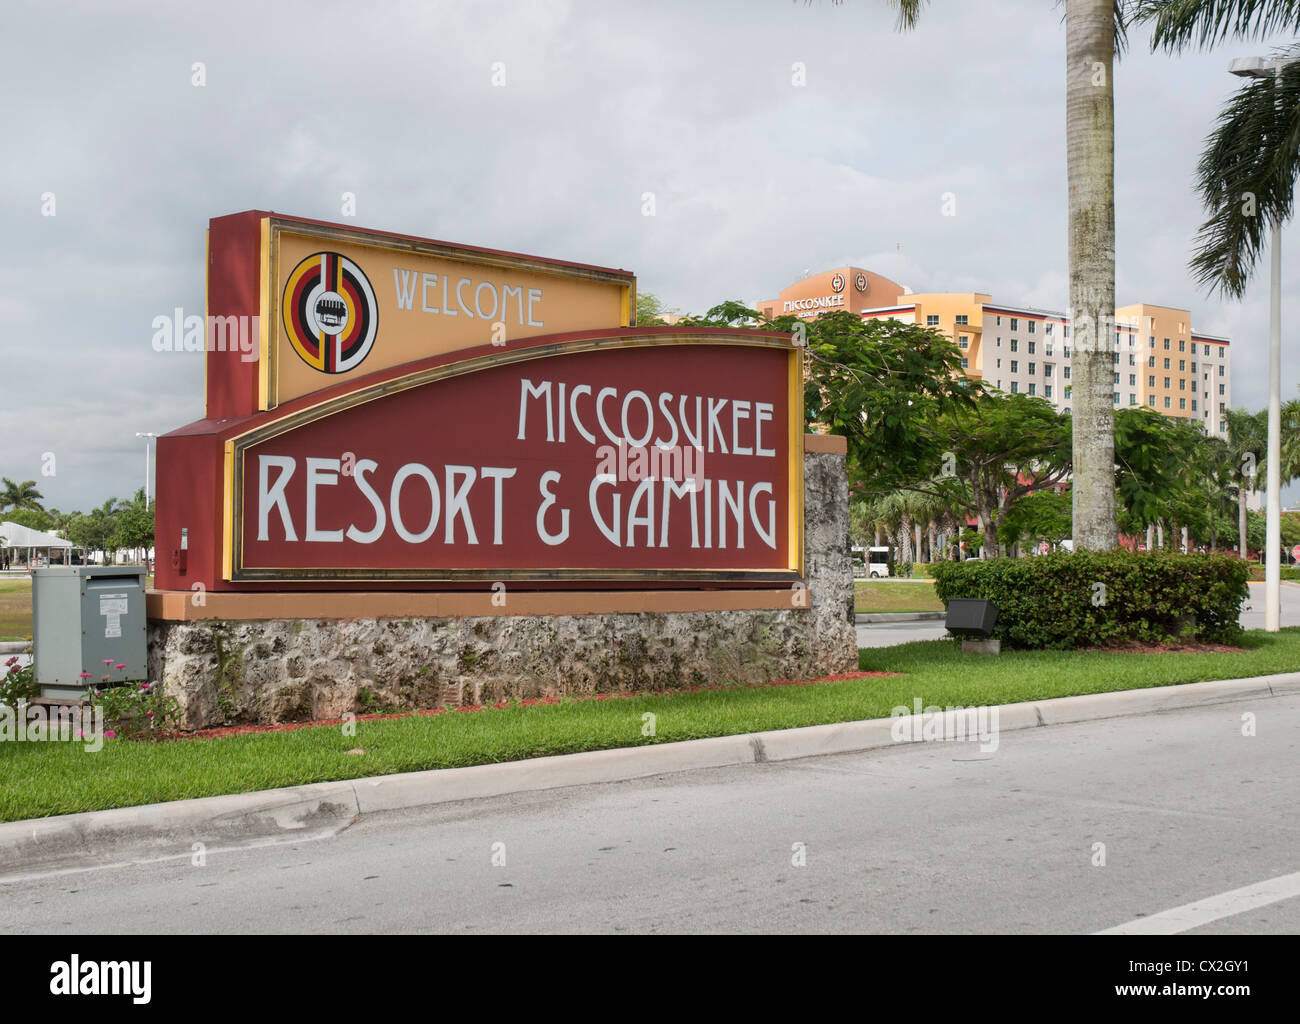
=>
[931,552,1250,650]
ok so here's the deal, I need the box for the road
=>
[4,692,1298,933]
[856,580,1300,648]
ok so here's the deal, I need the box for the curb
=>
[0,642,31,655]
[856,612,946,623]
[3,672,1300,878]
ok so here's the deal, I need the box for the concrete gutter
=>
[856,612,946,624]
[3,672,1299,879]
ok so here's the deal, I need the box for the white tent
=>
[0,521,73,567]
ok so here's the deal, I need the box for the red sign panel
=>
[226,335,801,583]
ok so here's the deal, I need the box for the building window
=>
[1164,358,1171,369]
[1149,395,1156,407]
[1190,362,1197,373]
[1191,381,1197,393]
[1113,352,1120,364]
[1204,344,1211,356]
[1045,363,1054,377]
[1129,394,1137,405]
[1164,338,1171,349]
[1011,381,1019,393]
[961,357,969,368]
[1148,356,1155,367]
[1180,398,1187,410]
[1063,366,1071,379]
[1148,375,1155,387]
[1164,377,1171,388]
[1010,318,1019,330]
[1149,336,1156,348]
[1011,360,1019,373]
[1113,372,1120,385]
[1129,354,1136,366]
[1219,365,1225,376]
[1064,345,1071,358]
[1046,323,1054,335]
[1046,344,1054,357]
[927,315,940,326]
[1179,360,1186,371]
[1045,385,1053,398]
[1179,339,1186,352]
[1219,383,1225,395]
[955,314,969,325]
[1064,326,1071,339]
[1030,363,1037,375]
[996,316,1002,326]
[1114,392,1121,404]
[1164,396,1172,408]
[1179,379,1186,391]
[1028,321,1036,333]
[1064,386,1072,399]
[1011,339,1019,352]
[959,335,969,348]
[1192,399,1198,411]
[1029,383,1037,395]
[1129,374,1136,386]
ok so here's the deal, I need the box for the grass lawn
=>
[3,628,1298,823]
[855,579,944,614]
[0,579,32,642]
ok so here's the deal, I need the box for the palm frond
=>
[1134,0,1300,53]
[1189,46,1300,297]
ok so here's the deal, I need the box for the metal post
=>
[1266,215,1282,631]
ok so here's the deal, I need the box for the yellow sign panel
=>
[259,217,634,409]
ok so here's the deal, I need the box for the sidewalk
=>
[3,671,1298,879]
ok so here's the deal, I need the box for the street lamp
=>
[135,432,158,505]
[1229,56,1293,633]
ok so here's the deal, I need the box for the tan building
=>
[756,267,907,322]
[761,269,1233,435]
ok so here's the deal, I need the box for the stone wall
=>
[148,448,857,729]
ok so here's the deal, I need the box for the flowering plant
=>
[82,664,178,740]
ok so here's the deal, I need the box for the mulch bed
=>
[175,670,901,742]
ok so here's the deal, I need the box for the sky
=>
[2,0,1299,510]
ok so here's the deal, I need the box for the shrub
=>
[931,552,1250,650]
[1,658,38,708]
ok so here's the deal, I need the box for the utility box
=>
[33,566,148,701]
[945,598,1000,638]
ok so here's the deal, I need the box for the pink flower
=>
[104,730,116,740]
[146,712,154,719]
[78,672,91,679]
[103,659,113,665]
[5,656,17,666]
[115,664,126,671]
[94,690,102,696]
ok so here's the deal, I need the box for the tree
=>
[1226,406,1267,556]
[797,310,984,491]
[3,508,54,533]
[110,489,154,562]
[1135,1,1300,295]
[890,0,1127,551]
[1000,488,1074,552]
[0,478,45,513]
[636,291,676,326]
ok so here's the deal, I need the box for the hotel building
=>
[757,269,1232,435]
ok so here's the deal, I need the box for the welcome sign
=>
[227,334,800,582]
[157,213,804,592]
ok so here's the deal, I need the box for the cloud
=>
[1,0,1297,508]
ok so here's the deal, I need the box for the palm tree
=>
[0,478,45,513]
[887,0,1124,551]
[1225,407,1267,556]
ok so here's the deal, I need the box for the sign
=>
[224,333,801,583]
[203,212,635,418]
[1292,544,1300,564]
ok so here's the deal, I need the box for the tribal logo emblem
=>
[282,251,378,374]
[830,273,845,293]
[855,273,868,292]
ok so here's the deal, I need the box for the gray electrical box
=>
[33,566,148,701]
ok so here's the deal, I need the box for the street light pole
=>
[1229,56,1291,633]
[135,432,158,505]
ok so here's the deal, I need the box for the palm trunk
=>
[1066,0,1119,552]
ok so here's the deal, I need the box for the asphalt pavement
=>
[4,691,1298,934]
